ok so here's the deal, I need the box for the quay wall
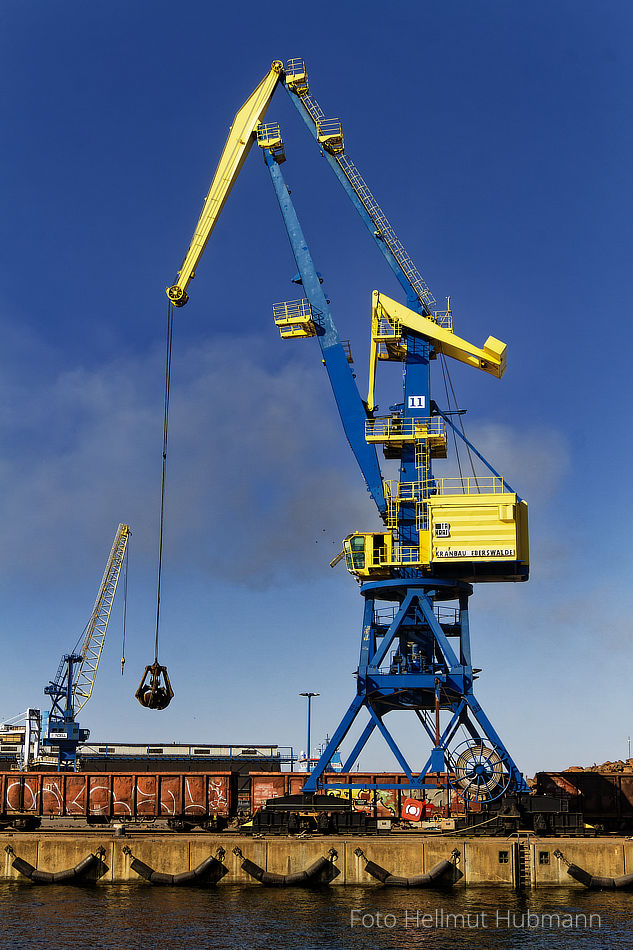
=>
[1,833,631,887]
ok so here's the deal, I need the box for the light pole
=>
[300,692,319,772]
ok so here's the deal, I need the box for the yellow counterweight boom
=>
[166,61,284,307]
[368,291,507,411]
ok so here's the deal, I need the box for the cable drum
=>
[451,739,510,803]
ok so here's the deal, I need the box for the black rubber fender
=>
[128,854,225,886]
[240,855,332,886]
[7,849,102,885]
[566,863,633,891]
[363,858,454,888]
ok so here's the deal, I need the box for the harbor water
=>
[1,883,630,949]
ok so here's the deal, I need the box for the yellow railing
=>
[366,416,446,442]
[316,119,344,152]
[430,476,507,495]
[285,58,309,93]
[257,123,283,147]
[369,546,389,567]
[384,479,426,501]
[384,480,429,531]
[433,308,453,331]
[374,315,401,339]
[392,545,423,565]
[386,474,512,503]
[373,314,405,360]
[272,298,316,338]
[273,298,312,322]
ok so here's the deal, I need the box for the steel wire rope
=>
[71,621,90,658]
[442,353,481,491]
[121,541,129,674]
[439,353,480,491]
[439,353,464,486]
[153,301,174,664]
[444,355,480,489]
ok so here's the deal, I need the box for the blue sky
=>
[1,1,631,776]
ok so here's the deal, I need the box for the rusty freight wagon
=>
[0,772,237,831]
[536,771,633,832]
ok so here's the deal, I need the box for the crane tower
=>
[43,523,130,769]
[167,59,530,804]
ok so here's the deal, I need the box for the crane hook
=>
[135,662,174,710]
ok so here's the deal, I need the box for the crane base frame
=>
[302,577,528,799]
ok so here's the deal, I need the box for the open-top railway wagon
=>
[0,772,236,831]
[3,768,626,835]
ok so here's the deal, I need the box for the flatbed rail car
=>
[250,771,449,817]
[249,771,473,833]
[249,772,586,836]
[0,772,236,831]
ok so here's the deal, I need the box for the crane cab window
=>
[344,536,366,571]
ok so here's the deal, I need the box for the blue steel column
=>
[300,692,319,772]
[263,149,386,516]
[401,334,431,556]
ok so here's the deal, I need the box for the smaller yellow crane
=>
[43,524,130,770]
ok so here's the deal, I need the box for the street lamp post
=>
[300,692,319,772]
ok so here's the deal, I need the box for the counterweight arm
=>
[367,292,506,411]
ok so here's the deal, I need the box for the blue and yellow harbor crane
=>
[43,523,130,770]
[166,59,530,804]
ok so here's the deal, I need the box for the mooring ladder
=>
[516,839,532,889]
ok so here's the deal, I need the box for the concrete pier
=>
[2,833,632,887]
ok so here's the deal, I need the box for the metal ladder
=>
[287,64,437,316]
[515,836,533,889]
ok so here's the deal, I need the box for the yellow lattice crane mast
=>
[43,523,130,769]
